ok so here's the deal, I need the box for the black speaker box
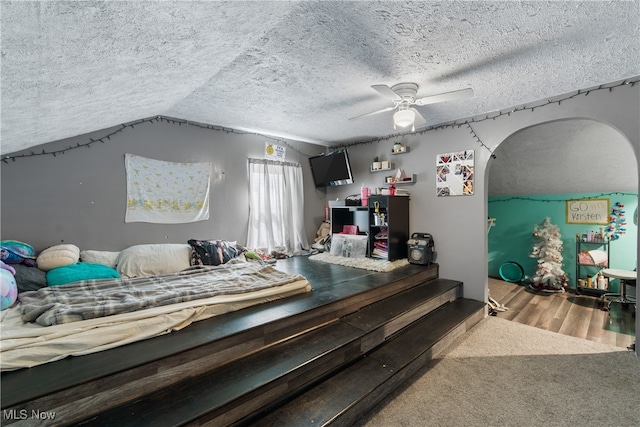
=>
[407,232,435,265]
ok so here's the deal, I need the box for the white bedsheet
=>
[0,278,311,371]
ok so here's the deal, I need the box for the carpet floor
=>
[357,316,640,427]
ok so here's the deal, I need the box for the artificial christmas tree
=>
[529,217,568,292]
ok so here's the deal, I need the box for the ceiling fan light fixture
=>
[393,109,415,128]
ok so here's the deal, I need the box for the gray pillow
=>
[12,264,47,292]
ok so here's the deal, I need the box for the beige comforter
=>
[0,262,311,371]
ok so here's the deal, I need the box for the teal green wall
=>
[488,192,638,292]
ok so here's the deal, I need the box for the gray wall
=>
[1,82,639,311]
[0,118,328,252]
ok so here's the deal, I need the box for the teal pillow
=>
[46,262,120,286]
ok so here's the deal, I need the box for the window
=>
[247,158,309,254]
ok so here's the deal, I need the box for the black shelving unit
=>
[329,205,369,236]
[329,196,410,261]
[368,195,410,261]
[575,236,610,295]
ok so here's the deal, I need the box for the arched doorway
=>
[486,118,637,348]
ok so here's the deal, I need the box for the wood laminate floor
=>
[488,277,636,349]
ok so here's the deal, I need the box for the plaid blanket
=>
[18,262,308,326]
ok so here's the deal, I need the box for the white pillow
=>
[80,250,120,268]
[37,244,80,271]
[115,244,191,278]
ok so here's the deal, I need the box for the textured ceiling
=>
[1,1,639,155]
[488,120,638,196]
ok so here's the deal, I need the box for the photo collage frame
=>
[436,150,474,196]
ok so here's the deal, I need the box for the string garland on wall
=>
[488,192,637,204]
[168,116,315,157]
[3,78,638,164]
[490,194,637,242]
[467,124,495,159]
[2,119,145,163]
[2,115,315,164]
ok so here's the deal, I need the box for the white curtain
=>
[247,158,309,254]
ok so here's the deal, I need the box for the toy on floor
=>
[315,221,331,243]
[487,293,508,316]
[0,260,18,310]
[244,248,278,264]
[312,221,331,250]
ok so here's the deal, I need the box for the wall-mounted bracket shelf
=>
[370,163,394,173]
[391,146,409,155]
[383,174,416,185]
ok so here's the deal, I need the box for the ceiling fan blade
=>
[414,88,474,106]
[371,84,402,101]
[412,108,427,127]
[349,105,396,121]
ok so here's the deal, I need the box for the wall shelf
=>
[391,146,409,155]
[383,174,416,186]
[370,163,393,173]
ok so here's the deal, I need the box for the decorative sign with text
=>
[265,143,286,160]
[566,199,609,224]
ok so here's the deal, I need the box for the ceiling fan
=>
[349,83,474,131]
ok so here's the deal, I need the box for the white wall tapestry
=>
[125,153,211,223]
[436,150,474,196]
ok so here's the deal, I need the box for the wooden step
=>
[342,278,462,353]
[245,298,485,427]
[1,262,439,424]
[75,279,466,426]
[79,320,365,426]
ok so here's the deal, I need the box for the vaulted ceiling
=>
[488,119,638,196]
[1,1,639,155]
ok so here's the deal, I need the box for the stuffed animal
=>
[0,260,18,310]
[314,221,331,243]
[1,240,37,267]
[312,221,332,251]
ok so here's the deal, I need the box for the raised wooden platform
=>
[1,257,485,426]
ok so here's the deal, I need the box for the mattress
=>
[0,262,311,371]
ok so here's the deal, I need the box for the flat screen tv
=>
[308,149,354,188]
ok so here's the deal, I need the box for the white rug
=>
[309,252,409,272]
